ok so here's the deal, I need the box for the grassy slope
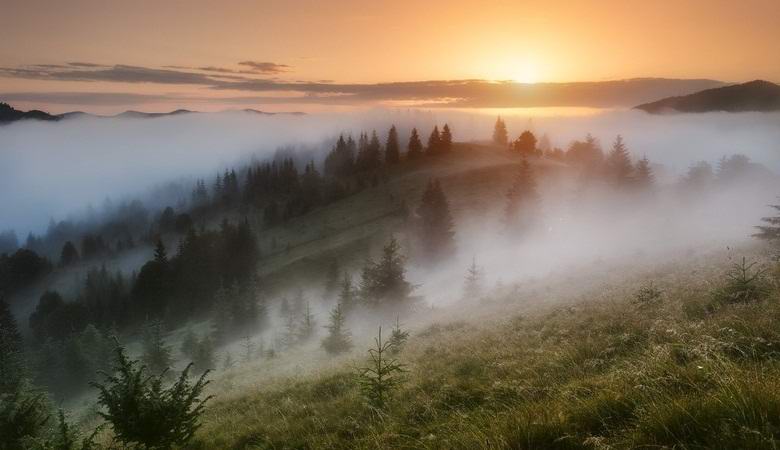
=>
[183,144,780,449]
[194,244,780,449]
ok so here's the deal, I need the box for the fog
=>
[2,107,779,237]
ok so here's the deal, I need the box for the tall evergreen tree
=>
[440,124,453,152]
[59,241,79,267]
[634,156,655,190]
[463,257,484,300]
[606,135,634,187]
[493,116,508,146]
[359,237,414,307]
[385,125,400,164]
[321,302,352,355]
[416,179,456,260]
[141,319,172,375]
[297,301,317,342]
[754,200,780,241]
[426,126,441,155]
[407,128,423,160]
[504,158,540,232]
[512,130,538,157]
[0,297,24,394]
[338,273,356,312]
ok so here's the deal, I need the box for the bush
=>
[91,344,212,449]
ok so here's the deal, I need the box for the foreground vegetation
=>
[194,246,780,449]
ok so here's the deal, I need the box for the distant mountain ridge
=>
[0,104,305,124]
[635,80,780,113]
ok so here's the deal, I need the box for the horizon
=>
[2,0,779,113]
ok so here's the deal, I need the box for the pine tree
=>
[426,126,441,155]
[388,316,409,355]
[416,179,456,260]
[493,116,508,146]
[634,156,655,190]
[754,200,780,241]
[0,297,25,394]
[141,319,172,375]
[240,336,254,363]
[338,273,356,312]
[606,135,634,187]
[504,158,540,232]
[440,124,453,152]
[321,302,352,355]
[357,327,405,409]
[359,237,414,307]
[297,301,317,342]
[385,125,400,164]
[323,259,340,299]
[407,128,423,160]
[463,257,484,300]
[60,241,79,267]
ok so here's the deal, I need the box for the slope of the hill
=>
[192,243,780,449]
[635,80,780,113]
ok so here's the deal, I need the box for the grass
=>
[188,245,780,449]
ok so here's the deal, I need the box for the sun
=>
[511,61,540,84]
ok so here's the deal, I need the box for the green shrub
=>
[357,327,405,409]
[91,344,212,449]
[711,258,770,307]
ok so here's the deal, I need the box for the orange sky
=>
[1,0,778,112]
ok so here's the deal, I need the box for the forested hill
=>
[635,79,780,113]
[0,102,60,124]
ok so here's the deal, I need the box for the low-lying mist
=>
[2,108,779,237]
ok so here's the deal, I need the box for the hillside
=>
[635,80,780,113]
[0,102,60,124]
[193,243,780,449]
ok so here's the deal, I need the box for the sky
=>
[1,0,779,113]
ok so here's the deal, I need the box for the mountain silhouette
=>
[635,80,780,113]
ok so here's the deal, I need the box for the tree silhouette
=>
[606,135,634,187]
[321,302,352,355]
[426,126,441,155]
[440,124,453,152]
[359,237,414,307]
[385,125,400,164]
[512,130,538,157]
[407,128,423,160]
[754,200,780,241]
[634,156,655,189]
[493,116,508,146]
[504,158,540,232]
[416,179,456,261]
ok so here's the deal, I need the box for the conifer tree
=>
[338,273,356,312]
[606,135,634,187]
[493,116,508,146]
[359,237,414,307]
[357,327,405,408]
[463,257,484,300]
[504,158,540,232]
[59,241,79,267]
[426,126,441,155]
[180,328,198,360]
[754,200,780,241]
[0,297,25,394]
[222,352,235,370]
[440,124,453,152]
[416,179,456,260]
[388,316,409,355]
[407,128,423,160]
[241,336,254,363]
[323,259,340,299]
[141,319,173,375]
[634,156,655,189]
[297,301,317,342]
[321,302,352,355]
[385,125,400,164]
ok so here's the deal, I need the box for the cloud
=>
[237,61,291,74]
[0,91,173,106]
[67,62,108,68]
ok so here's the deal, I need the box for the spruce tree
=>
[504,158,540,232]
[440,124,453,152]
[463,257,484,300]
[407,128,423,160]
[297,301,317,342]
[754,200,780,241]
[416,179,456,260]
[388,316,409,355]
[357,327,405,409]
[321,302,352,355]
[606,135,634,187]
[426,126,441,155]
[634,156,655,190]
[59,241,79,267]
[359,237,414,307]
[0,297,24,394]
[385,125,400,164]
[512,130,538,157]
[323,259,340,299]
[493,116,508,146]
[338,273,356,312]
[141,319,172,375]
